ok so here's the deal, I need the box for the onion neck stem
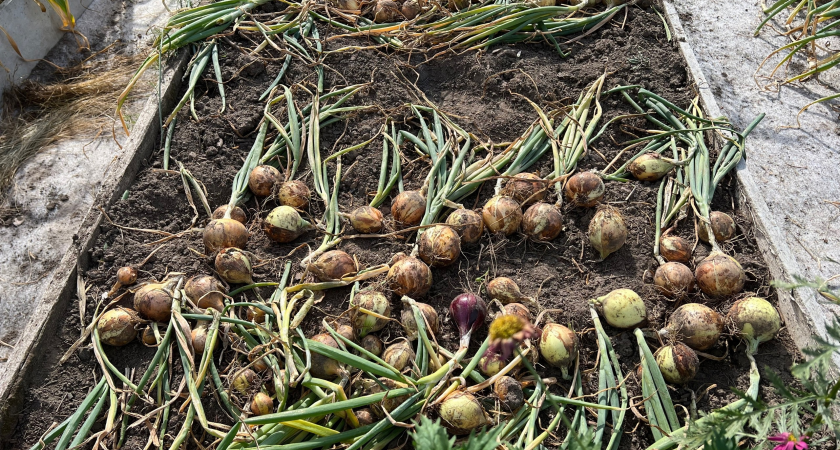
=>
[416,346,469,386]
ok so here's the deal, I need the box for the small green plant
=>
[410,417,504,450]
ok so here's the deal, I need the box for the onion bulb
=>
[231,368,259,396]
[336,324,355,342]
[654,262,695,299]
[361,335,384,357]
[418,225,461,267]
[204,218,248,253]
[376,378,411,415]
[445,209,484,244]
[248,165,280,197]
[695,252,745,298]
[310,250,357,281]
[400,300,439,341]
[521,203,562,242]
[141,326,157,346]
[655,342,699,385]
[727,297,780,353]
[478,351,505,376]
[591,289,646,329]
[347,206,384,234]
[310,333,344,379]
[355,409,376,426]
[494,376,524,412]
[401,0,421,19]
[263,206,313,243]
[588,205,627,259]
[660,235,692,264]
[698,211,736,244]
[374,0,401,22]
[539,323,578,378]
[391,191,425,228]
[661,303,723,351]
[249,353,271,372]
[502,173,546,206]
[351,291,391,338]
[382,340,415,372]
[437,391,487,435]
[328,0,360,9]
[482,196,522,235]
[213,205,247,224]
[250,392,273,416]
[185,275,227,312]
[565,172,605,207]
[628,153,673,181]
[278,180,310,210]
[215,248,253,284]
[503,303,531,323]
[192,323,208,355]
[386,256,432,297]
[117,267,138,286]
[97,308,139,346]
[450,293,487,348]
[134,281,176,322]
[486,277,529,304]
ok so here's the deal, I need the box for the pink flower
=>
[768,432,808,450]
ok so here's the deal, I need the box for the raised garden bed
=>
[2,2,804,450]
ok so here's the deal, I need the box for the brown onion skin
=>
[660,235,692,264]
[521,203,562,242]
[695,252,745,298]
[655,342,699,385]
[503,303,531,323]
[215,248,253,284]
[628,153,673,181]
[401,0,421,19]
[494,376,524,412]
[249,165,280,197]
[212,205,247,224]
[232,369,259,396]
[141,326,158,346]
[262,206,312,244]
[565,172,605,207]
[361,335,384,357]
[391,191,425,229]
[250,392,273,416]
[654,262,695,299]
[204,218,249,253]
[588,205,627,260]
[117,267,138,286]
[502,173,546,206]
[445,209,484,244]
[311,250,357,281]
[278,180,310,210]
[482,196,522,235]
[698,211,736,244]
[348,206,384,234]
[337,325,355,342]
[185,275,227,312]
[374,0,400,22]
[666,303,724,351]
[447,0,470,10]
[97,308,140,346]
[401,301,439,340]
[418,225,461,267]
[192,325,208,355]
[310,334,343,379]
[134,284,173,322]
[486,277,527,304]
[386,256,433,297]
[247,306,266,324]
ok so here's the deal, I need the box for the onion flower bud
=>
[488,314,535,360]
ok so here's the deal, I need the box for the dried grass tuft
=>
[0,54,144,204]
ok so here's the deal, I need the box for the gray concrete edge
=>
[661,0,834,363]
[0,50,189,438]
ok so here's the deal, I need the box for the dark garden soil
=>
[4,3,801,450]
